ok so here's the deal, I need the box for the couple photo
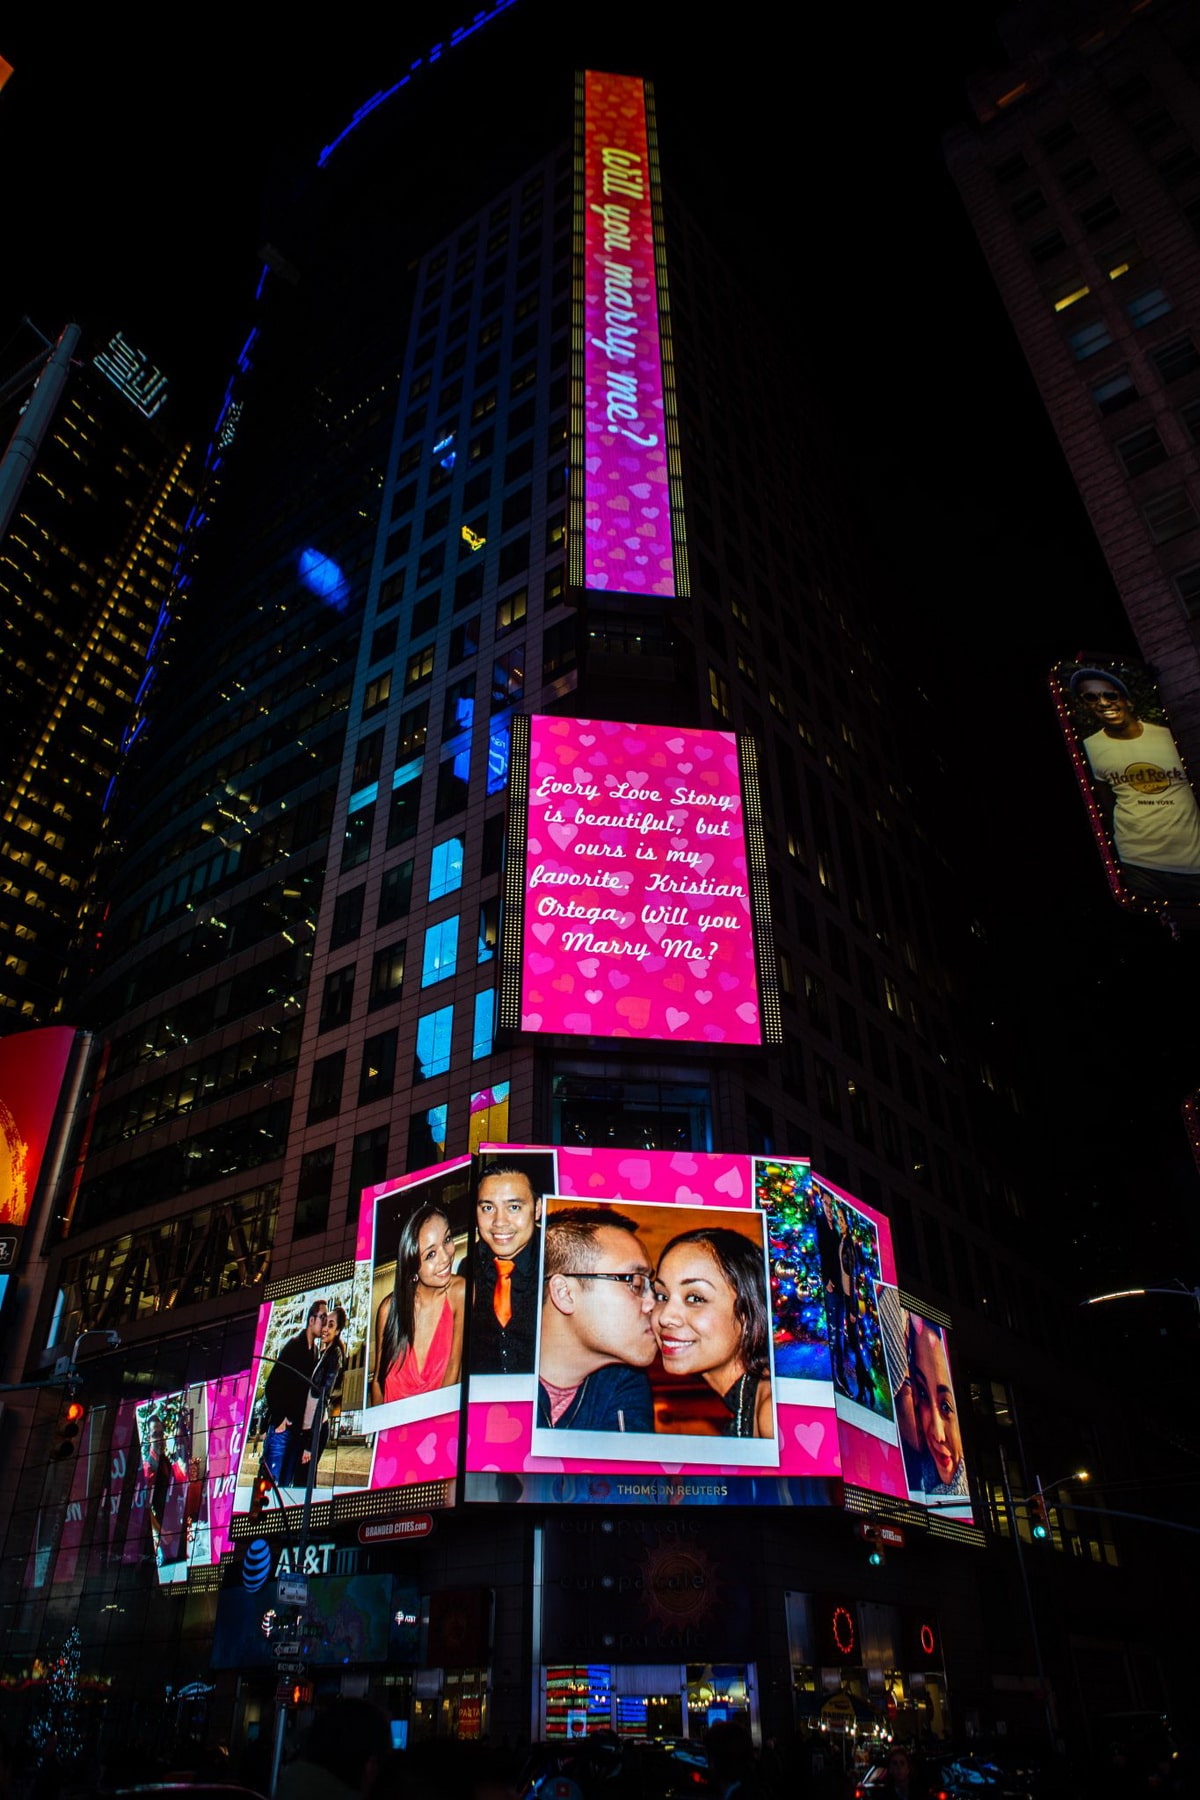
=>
[531,1197,779,1463]
[237,1270,373,1503]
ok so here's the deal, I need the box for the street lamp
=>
[1030,1469,1089,1541]
[1082,1282,1200,1318]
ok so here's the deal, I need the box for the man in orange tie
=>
[469,1162,543,1374]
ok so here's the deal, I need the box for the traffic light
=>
[51,1393,87,1461]
[1029,1492,1049,1540]
[248,1464,273,1524]
[287,1679,314,1709]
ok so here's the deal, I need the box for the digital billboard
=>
[1052,657,1200,911]
[0,1025,76,1241]
[230,1159,471,1527]
[877,1291,971,1520]
[573,70,680,599]
[463,1145,916,1507]
[501,715,781,1048]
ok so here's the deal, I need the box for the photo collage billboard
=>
[202,1148,972,1536]
[1052,656,1200,914]
[501,715,781,1049]
[229,1159,471,1529]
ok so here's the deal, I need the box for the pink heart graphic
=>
[579,734,595,745]
[608,970,630,989]
[529,953,555,974]
[483,1406,524,1444]
[677,761,692,774]
[549,823,577,850]
[674,1185,703,1206]
[665,1008,690,1032]
[577,958,600,977]
[695,990,712,1004]
[793,1420,827,1460]
[522,1012,543,1029]
[666,737,685,754]
[585,989,603,1004]
[532,924,554,945]
[736,1002,758,1024]
[616,1157,653,1191]
[416,1432,439,1466]
[714,1166,744,1198]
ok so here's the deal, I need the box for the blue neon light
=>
[316,0,520,168]
[297,546,351,610]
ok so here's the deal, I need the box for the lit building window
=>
[415,1005,454,1080]
[422,917,460,986]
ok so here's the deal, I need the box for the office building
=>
[0,331,194,1024]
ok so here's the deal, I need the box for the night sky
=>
[2,4,1197,1295]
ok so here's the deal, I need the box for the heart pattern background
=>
[521,717,762,1044]
[582,72,675,597]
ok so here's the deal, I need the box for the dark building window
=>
[296,1145,335,1238]
[369,940,406,1010]
[551,1073,711,1150]
[341,803,375,871]
[387,775,422,847]
[379,858,415,924]
[397,700,429,758]
[370,620,398,662]
[1116,425,1168,477]
[1091,369,1138,414]
[353,732,384,788]
[319,965,355,1031]
[349,1127,390,1215]
[491,647,525,711]
[1152,336,1200,382]
[1142,486,1199,542]
[435,752,470,821]
[308,1052,346,1124]
[450,616,480,664]
[359,1030,398,1104]
[330,885,365,949]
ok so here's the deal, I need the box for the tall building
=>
[0,329,194,1024]
[0,13,1166,1765]
[945,0,1200,757]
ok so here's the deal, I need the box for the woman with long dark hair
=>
[651,1226,773,1437]
[299,1303,347,1472]
[369,1202,465,1406]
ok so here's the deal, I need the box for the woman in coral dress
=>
[370,1201,465,1406]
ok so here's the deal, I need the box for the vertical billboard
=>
[571,69,684,599]
[463,1145,916,1507]
[0,1025,76,1265]
[1051,657,1200,911]
[500,715,781,1047]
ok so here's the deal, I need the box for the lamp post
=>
[1081,1282,1200,1318]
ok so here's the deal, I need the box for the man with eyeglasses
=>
[537,1206,657,1432]
[262,1298,327,1485]
[1070,665,1200,899]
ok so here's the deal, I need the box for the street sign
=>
[271,1636,300,1656]
[357,1514,434,1545]
[856,1520,906,1548]
[275,1660,306,1676]
[278,1574,309,1606]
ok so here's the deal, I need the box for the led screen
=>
[505,716,778,1046]
[231,1159,471,1523]
[578,70,676,597]
[463,1145,911,1507]
[0,1026,75,1234]
[1052,657,1200,911]
[877,1291,971,1521]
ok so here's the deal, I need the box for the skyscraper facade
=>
[0,14,1164,1762]
[946,0,1200,755]
[0,334,194,1024]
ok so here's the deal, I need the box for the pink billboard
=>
[230,1160,471,1523]
[511,715,768,1045]
[579,70,676,597]
[463,1145,912,1508]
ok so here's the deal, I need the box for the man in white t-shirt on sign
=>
[1070,666,1200,901]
